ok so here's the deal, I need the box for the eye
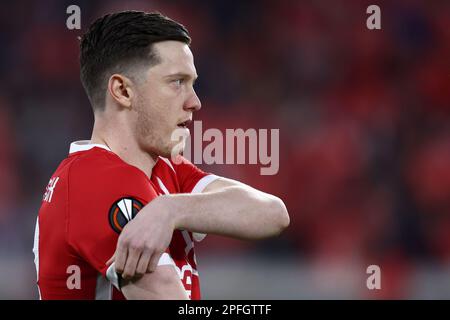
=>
[173,78,184,86]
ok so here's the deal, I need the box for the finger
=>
[147,251,163,273]
[106,253,116,266]
[122,247,141,280]
[135,251,152,277]
[114,244,128,274]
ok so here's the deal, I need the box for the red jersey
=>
[33,141,218,300]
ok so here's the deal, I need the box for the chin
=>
[166,141,185,161]
[144,145,172,160]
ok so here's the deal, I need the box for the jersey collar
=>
[69,140,164,166]
[69,140,112,154]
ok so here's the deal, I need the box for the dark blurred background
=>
[0,0,449,299]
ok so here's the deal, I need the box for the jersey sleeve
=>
[67,154,173,289]
[171,155,220,193]
[171,156,220,242]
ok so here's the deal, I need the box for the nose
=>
[184,89,202,112]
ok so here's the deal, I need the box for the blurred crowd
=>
[0,0,448,299]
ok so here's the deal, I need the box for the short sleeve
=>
[171,156,220,193]
[170,156,220,242]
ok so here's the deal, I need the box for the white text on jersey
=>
[43,177,60,203]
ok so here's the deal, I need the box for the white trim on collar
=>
[69,140,112,154]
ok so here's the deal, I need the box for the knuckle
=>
[129,242,143,251]
[143,241,154,250]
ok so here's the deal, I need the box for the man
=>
[33,11,289,300]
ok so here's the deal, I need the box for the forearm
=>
[155,186,290,240]
[121,266,188,300]
[108,179,290,280]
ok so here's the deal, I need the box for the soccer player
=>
[33,11,289,300]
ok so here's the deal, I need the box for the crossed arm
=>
[120,265,189,300]
[115,177,290,299]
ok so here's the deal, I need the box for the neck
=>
[90,113,157,179]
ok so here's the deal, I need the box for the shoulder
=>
[154,155,217,194]
[71,147,144,176]
[157,155,199,175]
[155,156,176,173]
[153,155,200,182]
[68,147,151,195]
[154,155,201,178]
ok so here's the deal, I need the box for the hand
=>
[107,196,175,280]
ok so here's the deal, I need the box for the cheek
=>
[136,102,171,140]
[136,89,179,136]
[135,108,152,138]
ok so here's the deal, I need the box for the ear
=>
[107,74,134,109]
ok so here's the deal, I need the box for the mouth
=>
[177,119,192,129]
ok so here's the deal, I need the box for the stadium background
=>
[0,0,449,299]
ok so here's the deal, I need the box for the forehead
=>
[149,41,197,77]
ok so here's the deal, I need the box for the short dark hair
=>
[80,11,191,111]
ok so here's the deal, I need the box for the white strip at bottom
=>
[95,273,112,300]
